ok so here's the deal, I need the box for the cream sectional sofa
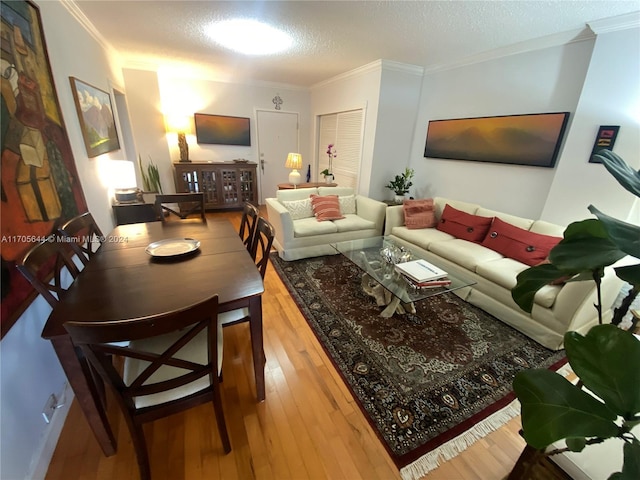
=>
[266,187,387,261]
[385,197,623,350]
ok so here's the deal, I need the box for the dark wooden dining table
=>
[42,218,265,457]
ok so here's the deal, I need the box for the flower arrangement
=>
[385,167,414,196]
[320,143,337,177]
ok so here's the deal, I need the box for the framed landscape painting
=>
[424,112,570,168]
[69,77,120,157]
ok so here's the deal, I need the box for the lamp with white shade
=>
[285,153,302,186]
[108,160,138,203]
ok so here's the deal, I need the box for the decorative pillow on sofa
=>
[339,195,357,215]
[403,199,437,229]
[482,217,562,266]
[310,194,344,221]
[282,197,313,220]
[436,204,493,242]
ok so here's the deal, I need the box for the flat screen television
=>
[194,113,251,146]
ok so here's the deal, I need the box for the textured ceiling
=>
[70,0,640,87]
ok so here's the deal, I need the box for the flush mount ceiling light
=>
[207,19,293,55]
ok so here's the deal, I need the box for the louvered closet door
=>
[318,109,363,190]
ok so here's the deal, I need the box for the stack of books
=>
[394,259,451,288]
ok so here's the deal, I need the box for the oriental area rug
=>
[270,253,566,480]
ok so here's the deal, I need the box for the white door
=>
[256,110,299,203]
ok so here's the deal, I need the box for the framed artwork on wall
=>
[194,113,251,146]
[424,112,570,168]
[1,0,88,337]
[589,125,620,163]
[69,76,120,157]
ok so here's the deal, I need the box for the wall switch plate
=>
[41,393,64,424]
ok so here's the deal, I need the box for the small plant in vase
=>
[386,167,414,203]
[321,144,337,183]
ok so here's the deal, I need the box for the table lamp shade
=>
[285,153,302,185]
[108,160,138,202]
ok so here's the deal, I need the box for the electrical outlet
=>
[42,393,64,424]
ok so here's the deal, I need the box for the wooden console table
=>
[278,182,337,190]
[174,162,258,210]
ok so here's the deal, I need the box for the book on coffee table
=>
[394,259,448,283]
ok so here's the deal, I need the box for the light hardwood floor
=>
[45,209,527,480]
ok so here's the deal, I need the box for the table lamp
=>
[285,153,302,186]
[109,160,138,203]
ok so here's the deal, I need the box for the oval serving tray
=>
[145,238,200,257]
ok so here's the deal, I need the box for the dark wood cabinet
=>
[173,162,258,210]
[112,202,158,225]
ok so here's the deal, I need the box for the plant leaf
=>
[512,264,565,313]
[565,437,587,452]
[614,264,640,289]
[565,325,640,419]
[592,150,640,198]
[514,369,618,449]
[550,219,626,271]
[588,206,640,258]
[608,441,640,480]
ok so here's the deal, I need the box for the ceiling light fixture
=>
[207,19,293,55]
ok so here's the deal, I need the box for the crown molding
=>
[588,11,640,34]
[61,0,118,58]
[423,27,595,74]
[380,60,424,76]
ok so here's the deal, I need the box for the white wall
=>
[408,39,595,220]
[0,1,124,478]
[123,69,312,201]
[542,25,640,226]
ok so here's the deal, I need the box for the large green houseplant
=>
[511,150,640,478]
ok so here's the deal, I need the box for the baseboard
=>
[27,382,74,480]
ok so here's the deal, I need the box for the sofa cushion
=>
[436,204,493,242]
[276,187,318,202]
[339,194,357,215]
[333,214,376,233]
[429,238,504,272]
[282,197,313,220]
[390,226,455,251]
[403,199,437,229]
[293,217,339,237]
[311,194,344,221]
[476,258,561,308]
[482,217,562,266]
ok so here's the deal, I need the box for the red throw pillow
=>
[310,194,344,221]
[482,217,562,266]
[436,204,493,242]
[403,199,437,229]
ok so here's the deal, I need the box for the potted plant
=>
[385,167,414,203]
[138,154,163,196]
[510,150,640,479]
[321,143,337,183]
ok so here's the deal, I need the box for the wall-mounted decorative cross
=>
[272,94,283,110]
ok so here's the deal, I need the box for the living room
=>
[1,1,639,478]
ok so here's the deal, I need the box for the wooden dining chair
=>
[238,202,259,255]
[219,217,275,328]
[64,294,231,480]
[154,193,206,222]
[16,238,82,308]
[58,212,105,266]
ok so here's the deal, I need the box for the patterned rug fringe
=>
[400,400,522,480]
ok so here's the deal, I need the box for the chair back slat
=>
[250,217,275,279]
[58,212,104,265]
[239,202,259,254]
[17,239,81,308]
[154,193,206,222]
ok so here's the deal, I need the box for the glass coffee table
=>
[331,236,476,317]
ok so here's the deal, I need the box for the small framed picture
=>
[589,125,619,163]
[69,77,120,157]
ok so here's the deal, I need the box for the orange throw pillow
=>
[436,204,493,242]
[403,199,437,229]
[310,194,344,221]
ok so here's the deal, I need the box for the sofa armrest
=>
[266,198,294,246]
[384,205,404,235]
[355,196,387,234]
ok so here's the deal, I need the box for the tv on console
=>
[194,113,251,146]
